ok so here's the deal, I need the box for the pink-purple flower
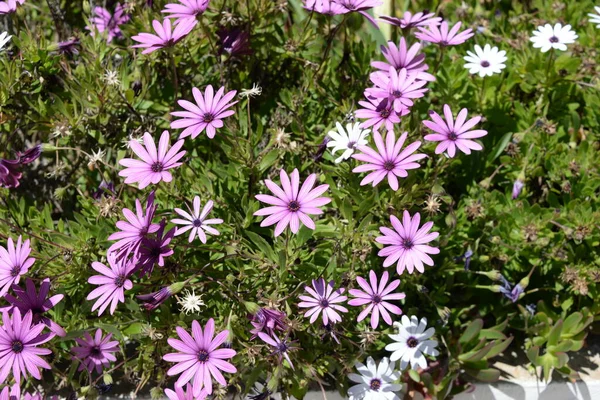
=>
[86,3,130,43]
[258,332,297,370]
[72,329,119,374]
[165,383,207,400]
[376,211,440,275]
[136,222,176,276]
[249,307,287,339]
[371,39,435,82]
[379,10,442,29]
[356,97,406,131]
[254,169,331,237]
[5,278,65,337]
[172,197,223,243]
[0,236,35,297]
[304,0,348,15]
[119,131,186,189]
[298,278,348,325]
[366,67,429,113]
[0,0,24,15]
[0,308,52,384]
[171,85,238,140]
[131,18,197,54]
[423,105,488,157]
[348,271,405,329]
[87,253,135,316]
[163,318,236,397]
[335,0,382,27]
[352,130,426,191]
[415,21,474,46]
[108,191,160,256]
[162,0,210,24]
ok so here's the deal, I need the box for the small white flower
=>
[327,122,370,163]
[530,23,578,53]
[347,356,402,400]
[239,83,262,98]
[87,149,106,167]
[385,315,439,370]
[103,70,121,86]
[51,122,72,138]
[177,289,205,315]
[0,31,11,52]
[589,6,600,28]
[463,44,507,77]
[172,196,223,243]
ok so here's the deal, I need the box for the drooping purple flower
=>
[0,308,53,384]
[108,191,160,257]
[87,253,135,316]
[87,3,131,43]
[15,144,41,164]
[348,271,405,329]
[163,318,237,397]
[92,180,116,200]
[136,286,173,311]
[371,39,435,82]
[131,18,197,54]
[379,10,442,29]
[57,37,80,56]
[249,307,287,339]
[499,276,523,303]
[254,169,331,237]
[0,236,35,297]
[415,21,474,46]
[5,278,65,337]
[119,131,186,189]
[72,329,119,374]
[171,85,238,140]
[0,159,21,188]
[258,332,297,370]
[298,278,348,325]
[512,180,524,199]
[366,67,429,113]
[217,28,251,56]
[136,222,175,277]
[335,0,382,27]
[162,0,210,24]
[352,130,426,191]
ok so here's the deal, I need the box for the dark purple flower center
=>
[149,246,161,258]
[203,113,215,123]
[383,161,396,171]
[114,275,126,287]
[347,141,356,149]
[380,109,391,118]
[90,346,102,357]
[193,219,203,228]
[407,336,419,348]
[319,299,329,308]
[480,60,490,67]
[10,266,20,277]
[198,350,209,362]
[11,341,23,353]
[439,40,449,46]
[549,36,559,43]
[372,294,382,304]
[402,239,414,249]
[447,131,458,141]
[277,342,289,353]
[151,162,164,172]
[288,200,300,212]
[370,379,382,391]
[392,90,403,98]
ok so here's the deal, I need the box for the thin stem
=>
[435,46,446,71]
[545,49,555,85]
[170,53,179,101]
[479,76,486,110]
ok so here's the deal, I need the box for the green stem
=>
[479,76,486,110]
[545,49,555,84]
[170,53,179,101]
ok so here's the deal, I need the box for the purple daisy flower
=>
[335,0,382,27]
[15,144,41,164]
[376,211,440,275]
[5,278,65,337]
[352,130,426,191]
[366,67,429,113]
[348,270,405,329]
[0,384,19,400]
[415,21,474,46]
[87,3,130,43]
[258,332,297,370]
[171,85,238,140]
[87,253,135,316]
[131,18,197,54]
[355,97,406,131]
[423,105,488,157]
[249,307,287,339]
[303,0,348,15]
[119,131,186,189]
[0,236,35,297]
[0,0,24,15]
[298,278,348,325]
[72,329,119,374]
[108,191,160,256]
[371,39,435,82]
[162,0,210,24]
[379,10,442,29]
[254,168,331,237]
[163,318,237,397]
[0,308,53,384]
[136,222,175,277]
[165,383,208,400]
[0,159,22,189]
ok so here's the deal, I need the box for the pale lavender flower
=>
[172,197,223,243]
[348,271,405,329]
[72,329,119,374]
[380,10,442,29]
[371,39,435,82]
[87,253,135,316]
[131,18,197,54]
[415,21,474,46]
[87,3,130,43]
[0,236,35,297]
[162,0,210,24]
[298,278,348,325]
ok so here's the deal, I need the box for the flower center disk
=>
[370,378,382,391]
[407,337,419,348]
[11,341,23,353]
[198,350,209,362]
[151,162,163,172]
[288,200,300,212]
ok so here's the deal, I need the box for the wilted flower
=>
[102,70,121,86]
[240,83,262,98]
[57,37,80,55]
[87,149,106,167]
[512,179,524,199]
[136,286,173,311]
[385,315,439,370]
[463,44,507,77]
[177,289,205,314]
[530,23,578,53]
[258,332,297,370]
[217,27,251,56]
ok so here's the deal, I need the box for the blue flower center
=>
[11,341,23,353]
[198,350,209,362]
[203,113,215,123]
[193,219,203,227]
[319,299,329,308]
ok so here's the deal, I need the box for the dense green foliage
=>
[1,0,599,398]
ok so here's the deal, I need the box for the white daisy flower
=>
[347,356,402,400]
[529,23,578,53]
[172,196,223,243]
[0,31,11,52]
[385,315,439,370]
[327,122,370,163]
[589,6,600,28]
[463,44,507,77]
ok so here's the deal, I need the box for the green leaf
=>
[246,231,277,262]
[548,319,563,347]
[459,319,483,345]
[486,336,514,359]
[466,368,501,382]
[408,369,420,382]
